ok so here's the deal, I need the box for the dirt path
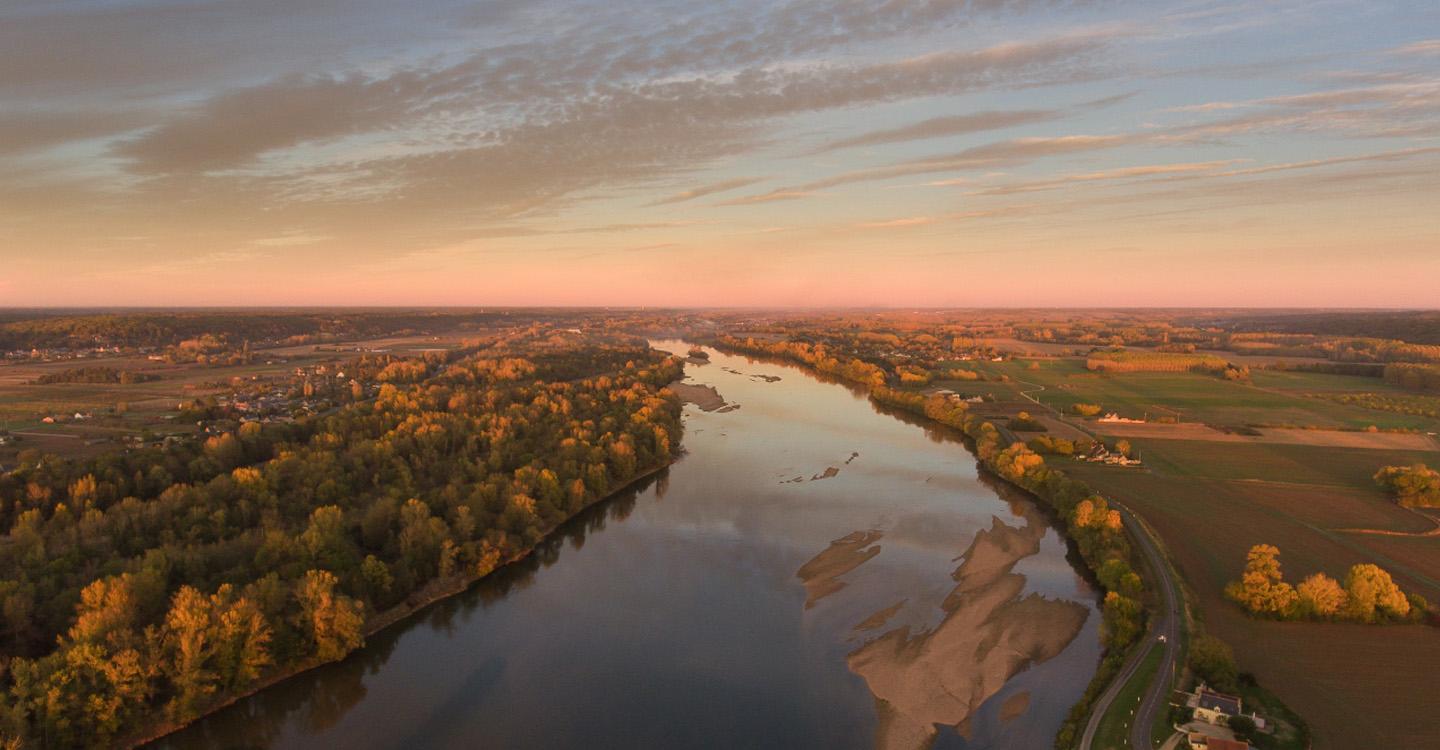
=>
[1339,507,1440,537]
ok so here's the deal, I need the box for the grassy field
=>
[970,358,1440,431]
[1123,439,1440,488]
[1247,370,1404,394]
[1093,645,1163,750]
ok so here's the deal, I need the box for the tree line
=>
[1225,544,1427,623]
[32,367,160,385]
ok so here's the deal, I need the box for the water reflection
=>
[836,508,1087,750]
[156,342,1098,750]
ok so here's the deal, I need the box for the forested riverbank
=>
[0,332,683,749]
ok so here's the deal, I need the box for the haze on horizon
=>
[2,0,1438,308]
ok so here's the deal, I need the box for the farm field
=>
[1115,439,1440,489]
[1062,434,1440,750]
[1095,423,1438,450]
[973,358,1440,431]
[0,347,337,461]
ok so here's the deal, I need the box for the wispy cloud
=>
[805,109,1061,155]
[1390,39,1440,57]
[971,160,1247,195]
[647,177,766,205]
[714,190,815,206]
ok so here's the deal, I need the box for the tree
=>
[67,574,141,647]
[1224,544,1297,616]
[211,589,272,692]
[159,586,220,719]
[1373,463,1440,507]
[294,570,365,662]
[301,505,354,571]
[359,555,394,606]
[1072,496,1122,532]
[1101,591,1142,650]
[1343,564,1410,622]
[1296,573,1345,618]
[1188,633,1238,693]
[1228,715,1257,741]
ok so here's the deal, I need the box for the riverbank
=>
[711,339,1159,749]
[123,457,678,750]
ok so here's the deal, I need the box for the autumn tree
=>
[1295,573,1345,618]
[157,584,271,719]
[1101,591,1142,649]
[1343,564,1410,622]
[294,570,364,662]
[1373,463,1440,507]
[1224,544,1298,616]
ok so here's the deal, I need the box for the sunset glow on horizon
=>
[3,1,1439,307]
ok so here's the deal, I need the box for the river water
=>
[155,341,1100,750]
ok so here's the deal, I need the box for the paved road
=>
[1079,504,1182,750]
[1000,378,1182,749]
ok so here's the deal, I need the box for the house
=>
[1190,685,1243,725]
[1188,734,1248,750]
[1098,412,1145,424]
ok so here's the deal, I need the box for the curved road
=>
[998,378,1182,749]
[1080,503,1182,750]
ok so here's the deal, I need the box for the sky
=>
[2,0,1438,308]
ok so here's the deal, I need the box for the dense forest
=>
[0,331,683,748]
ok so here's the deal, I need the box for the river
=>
[154,341,1100,750]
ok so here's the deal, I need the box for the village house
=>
[1188,733,1248,750]
[1079,442,1142,467]
[1191,685,1242,724]
[1098,412,1145,424]
[1185,685,1264,731]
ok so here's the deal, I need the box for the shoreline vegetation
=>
[120,457,677,749]
[0,334,686,750]
[712,335,1158,749]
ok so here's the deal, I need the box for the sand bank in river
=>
[999,691,1031,723]
[796,530,883,608]
[844,511,1088,750]
[855,600,906,632]
[667,382,730,411]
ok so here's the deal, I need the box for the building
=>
[1190,685,1243,725]
[1188,735,1248,750]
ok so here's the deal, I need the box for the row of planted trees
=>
[0,336,683,748]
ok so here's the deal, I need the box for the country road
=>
[996,375,1183,750]
[1080,503,1182,750]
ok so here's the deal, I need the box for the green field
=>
[971,358,1440,431]
[1247,370,1405,394]
[1128,439,1440,488]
